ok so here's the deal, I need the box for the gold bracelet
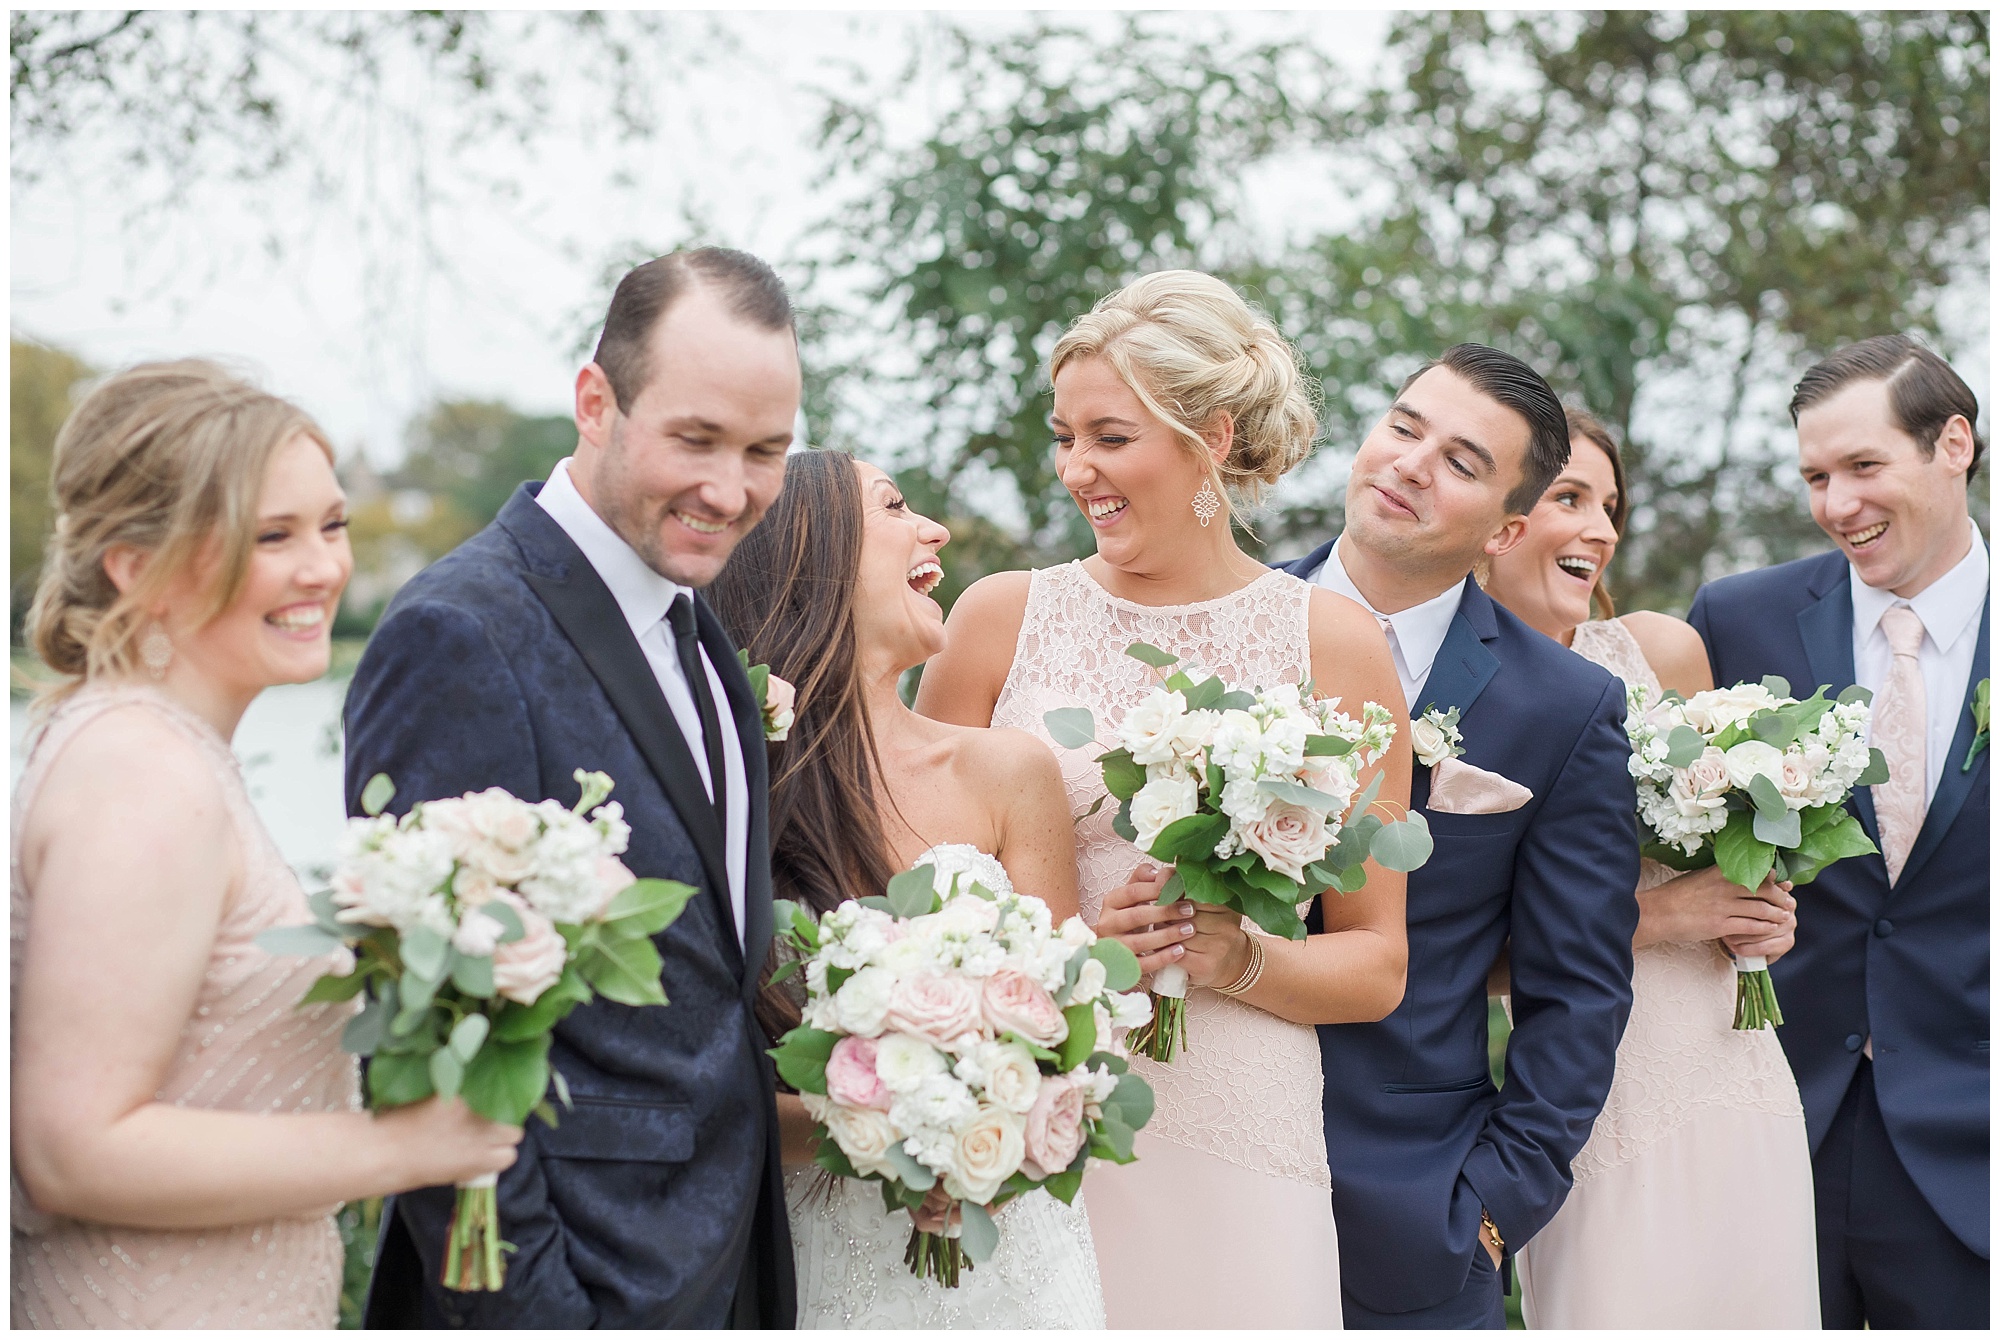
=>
[1215,932,1266,997]
[1481,1209,1505,1255]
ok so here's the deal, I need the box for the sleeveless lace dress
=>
[991,562,1343,1329]
[11,684,359,1329]
[785,844,1106,1329]
[1515,620,1820,1328]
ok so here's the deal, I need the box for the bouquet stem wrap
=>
[1732,956,1784,1030]
[1127,965,1188,1063]
[442,1173,505,1292]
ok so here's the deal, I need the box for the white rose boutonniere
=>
[1411,706,1465,769]
[738,650,795,741]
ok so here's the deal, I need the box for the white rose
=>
[1130,773,1201,853]
[1682,684,1782,733]
[1410,716,1451,767]
[1118,689,1207,765]
[1778,752,1824,809]
[1721,740,1788,793]
[878,934,937,975]
[943,1105,1027,1204]
[1058,916,1094,948]
[932,893,1001,938]
[819,1100,901,1179]
[833,966,896,1037]
[964,1041,1043,1114]
[1069,956,1108,1005]
[1237,800,1332,883]
[874,1033,950,1093]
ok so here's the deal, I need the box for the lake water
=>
[10,676,352,881]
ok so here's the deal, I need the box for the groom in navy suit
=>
[1689,336,1989,1329]
[1284,345,1639,1327]
[344,249,801,1327]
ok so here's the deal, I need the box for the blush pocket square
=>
[1428,757,1533,815]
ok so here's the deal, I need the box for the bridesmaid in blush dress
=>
[11,363,521,1328]
[918,272,1412,1329]
[1483,407,1819,1328]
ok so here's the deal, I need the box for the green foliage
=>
[769,1026,841,1094]
[10,338,92,643]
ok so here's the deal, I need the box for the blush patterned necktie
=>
[1872,604,1929,884]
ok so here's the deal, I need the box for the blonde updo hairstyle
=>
[1048,270,1320,522]
[27,359,334,707]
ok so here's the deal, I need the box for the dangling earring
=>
[140,622,174,680]
[1192,479,1222,528]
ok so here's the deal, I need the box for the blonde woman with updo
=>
[919,271,1411,1328]
[11,361,521,1328]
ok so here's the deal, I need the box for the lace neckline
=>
[1063,559,1291,615]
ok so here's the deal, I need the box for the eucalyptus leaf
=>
[450,951,495,998]
[1124,642,1179,669]
[1110,798,1138,843]
[1088,937,1142,992]
[429,1048,465,1102]
[1181,674,1225,711]
[1855,747,1890,787]
[255,923,345,958]
[1760,675,1794,698]
[393,973,438,1035]
[885,1143,936,1192]
[360,772,397,817]
[1042,707,1100,750]
[306,888,344,935]
[1662,725,1709,769]
[1103,1071,1156,1130]
[1304,734,1355,756]
[887,865,940,919]
[474,896,524,945]
[449,1012,490,1064]
[342,989,392,1055]
[1370,813,1434,872]
[401,925,450,982]
[1212,689,1257,711]
[301,969,369,1004]
[1751,712,1798,749]
[1746,773,1789,821]
[957,1200,999,1262]
[1837,683,1874,706]
[367,1048,433,1107]
[552,1067,573,1110]
[1255,777,1347,812]
[1752,804,1802,849]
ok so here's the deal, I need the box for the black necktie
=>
[666,593,728,833]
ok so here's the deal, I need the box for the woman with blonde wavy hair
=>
[11,360,520,1329]
[919,271,1412,1328]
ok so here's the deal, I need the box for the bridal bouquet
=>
[1044,642,1431,1061]
[1625,676,1886,1028]
[767,850,1156,1287]
[258,770,696,1291]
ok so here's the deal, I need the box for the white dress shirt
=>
[1310,536,1467,712]
[1850,522,1990,809]
[537,458,748,947]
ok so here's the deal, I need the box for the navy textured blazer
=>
[344,484,795,1328]
[1284,541,1639,1315]
[1689,548,1989,1258]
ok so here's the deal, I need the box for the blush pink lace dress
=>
[11,685,359,1329]
[991,562,1343,1329]
[1514,619,1819,1328]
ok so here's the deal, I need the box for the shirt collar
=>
[1849,522,1989,655]
[535,457,687,640]
[1318,536,1467,683]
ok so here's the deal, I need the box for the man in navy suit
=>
[1283,345,1639,1327]
[344,248,800,1327]
[1689,335,1988,1329]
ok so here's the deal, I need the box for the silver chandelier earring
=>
[140,622,174,680]
[1191,479,1222,527]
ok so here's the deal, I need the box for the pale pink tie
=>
[1872,605,1928,884]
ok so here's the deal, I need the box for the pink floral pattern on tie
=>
[1871,605,1928,884]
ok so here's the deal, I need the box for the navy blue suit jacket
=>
[1284,541,1639,1314]
[1689,548,1989,1258]
[344,485,796,1327]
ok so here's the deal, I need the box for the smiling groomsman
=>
[1689,336,1989,1329]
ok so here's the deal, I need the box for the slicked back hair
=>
[1789,334,1985,483]
[1399,344,1570,514]
[591,247,795,413]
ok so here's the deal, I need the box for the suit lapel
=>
[521,563,741,971]
[1416,578,1501,721]
[1796,571,1879,841]
[695,594,770,991]
[1897,595,1990,889]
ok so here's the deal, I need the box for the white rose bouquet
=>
[1043,641,1432,1061]
[1625,676,1885,1028]
[258,770,696,1291]
[766,852,1157,1287]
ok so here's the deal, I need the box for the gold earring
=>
[140,622,174,680]
[1192,480,1222,527]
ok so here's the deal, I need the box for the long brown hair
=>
[708,450,897,1041]
[1563,405,1630,620]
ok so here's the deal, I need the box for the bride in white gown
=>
[709,450,1104,1328]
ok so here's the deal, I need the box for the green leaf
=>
[1155,867,1184,904]
[449,1012,490,1064]
[884,1142,936,1192]
[481,897,526,945]
[767,958,804,987]
[1124,642,1179,669]
[306,888,344,935]
[1088,937,1141,992]
[255,923,345,958]
[1056,1002,1097,1070]
[815,1138,860,1181]
[1713,814,1777,891]
[1002,1031,1061,1062]
[1037,1159,1086,1204]
[887,864,941,917]
[856,894,896,913]
[603,878,700,937]
[1111,797,1138,843]
[958,1201,999,1263]
[361,773,396,817]
[1255,777,1346,811]
[342,985,394,1055]
[429,1047,465,1102]
[1058,944,1089,1004]
[1662,725,1708,769]
[1751,711,1798,749]
[1096,748,1147,801]
[1102,1071,1156,1130]
[746,661,769,702]
[1213,689,1257,711]
[1043,707,1100,749]
[1837,683,1874,706]
[1855,747,1890,787]
[1084,1049,1130,1075]
[392,972,439,1035]
[578,928,669,1007]
[1783,811,1879,885]
[1334,863,1369,894]
[367,1049,435,1108]
[302,969,369,1004]
[450,950,495,999]
[460,1034,552,1126]
[1237,885,1308,940]
[769,1027,841,1095]
[1091,1111,1137,1162]
[1304,733,1355,756]
[532,1099,560,1129]
[1370,812,1434,872]
[490,967,591,1041]
[1172,857,1229,908]
[1348,769,1384,820]
[1181,673,1225,711]
[1746,772,1789,821]
[401,925,450,982]
[1752,804,1802,849]
[1760,675,1794,699]
[1148,812,1228,863]
[551,1067,572,1110]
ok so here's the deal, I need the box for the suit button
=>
[1875,919,1894,937]
[1845,1033,1864,1052]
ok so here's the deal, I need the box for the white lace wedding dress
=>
[785,844,1107,1330]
